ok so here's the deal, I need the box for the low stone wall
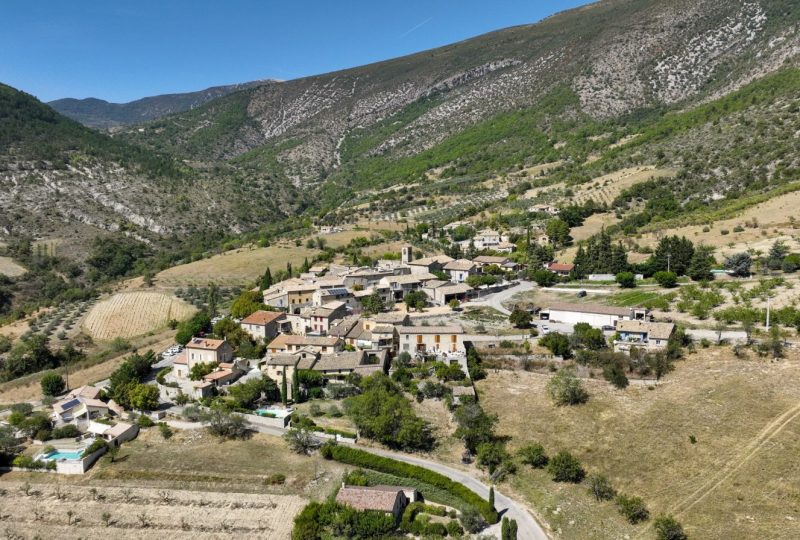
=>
[246,413,290,429]
[55,447,106,475]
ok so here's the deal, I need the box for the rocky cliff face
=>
[120,0,798,182]
[2,0,798,251]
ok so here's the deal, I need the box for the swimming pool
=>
[44,450,84,461]
[255,407,293,419]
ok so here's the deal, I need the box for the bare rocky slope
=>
[1,0,798,253]
[120,0,798,182]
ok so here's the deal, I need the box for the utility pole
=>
[766,297,771,330]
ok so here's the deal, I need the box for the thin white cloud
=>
[400,16,433,38]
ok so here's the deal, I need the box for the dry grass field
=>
[475,348,800,540]
[156,245,319,286]
[83,291,196,340]
[0,331,175,405]
[0,256,26,277]
[636,190,800,256]
[0,429,345,539]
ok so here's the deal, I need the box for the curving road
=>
[164,417,549,539]
[463,281,535,315]
[361,446,549,540]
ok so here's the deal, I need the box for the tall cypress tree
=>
[292,370,300,403]
[260,267,273,290]
[281,370,288,405]
[489,486,495,510]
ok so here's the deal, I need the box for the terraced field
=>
[83,291,196,340]
[570,167,675,206]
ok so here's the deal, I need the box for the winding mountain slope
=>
[120,0,798,185]
[49,80,274,129]
[1,0,798,253]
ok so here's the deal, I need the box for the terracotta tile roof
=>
[285,335,341,347]
[173,351,188,365]
[473,255,509,264]
[444,259,477,271]
[312,351,366,372]
[202,369,238,382]
[186,337,227,350]
[266,353,303,366]
[267,334,291,350]
[241,310,285,325]
[336,486,403,513]
[548,262,575,272]
[408,255,454,266]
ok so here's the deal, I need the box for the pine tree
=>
[610,243,629,274]
[281,370,288,405]
[687,245,714,281]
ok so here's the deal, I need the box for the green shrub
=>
[425,522,448,535]
[265,473,286,485]
[137,415,155,428]
[518,443,548,468]
[12,455,45,470]
[324,445,498,523]
[81,438,108,458]
[547,368,588,405]
[447,520,464,537]
[653,514,687,540]
[51,424,81,439]
[547,451,585,483]
[158,422,173,439]
[587,474,616,501]
[40,372,66,397]
[616,494,650,524]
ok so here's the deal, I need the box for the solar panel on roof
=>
[326,288,348,295]
[61,398,81,410]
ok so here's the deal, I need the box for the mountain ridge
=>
[49,79,276,129]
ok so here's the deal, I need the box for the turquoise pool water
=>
[45,450,84,461]
[255,407,291,419]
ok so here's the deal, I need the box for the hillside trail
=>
[632,399,800,539]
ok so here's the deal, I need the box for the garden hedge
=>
[324,445,498,523]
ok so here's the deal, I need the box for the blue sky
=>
[2,0,590,103]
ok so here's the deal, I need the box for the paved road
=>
[363,446,548,540]
[165,415,549,539]
[464,281,535,315]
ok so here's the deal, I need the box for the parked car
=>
[576,290,587,298]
